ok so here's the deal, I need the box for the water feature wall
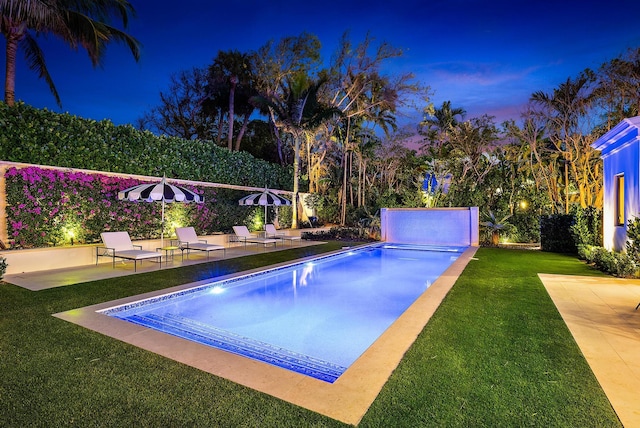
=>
[380,207,479,246]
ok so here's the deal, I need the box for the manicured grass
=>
[361,248,620,427]
[0,246,622,427]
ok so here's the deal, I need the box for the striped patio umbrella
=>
[118,176,203,246]
[238,189,291,226]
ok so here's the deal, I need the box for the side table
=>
[156,246,179,264]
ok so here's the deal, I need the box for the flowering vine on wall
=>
[4,166,250,249]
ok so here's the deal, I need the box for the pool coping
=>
[54,244,478,425]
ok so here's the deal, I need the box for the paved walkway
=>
[3,240,325,291]
[540,274,640,428]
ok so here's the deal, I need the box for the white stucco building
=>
[591,116,640,251]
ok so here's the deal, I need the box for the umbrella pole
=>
[161,198,165,248]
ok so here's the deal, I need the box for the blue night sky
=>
[4,0,640,128]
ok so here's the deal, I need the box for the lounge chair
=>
[232,226,278,248]
[97,232,162,271]
[265,224,301,245]
[174,227,226,260]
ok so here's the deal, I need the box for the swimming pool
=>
[99,243,465,383]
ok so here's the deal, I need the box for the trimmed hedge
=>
[0,102,292,189]
[540,214,576,254]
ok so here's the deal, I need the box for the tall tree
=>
[594,47,640,128]
[204,50,256,151]
[1,0,141,107]
[252,72,338,228]
[138,67,215,140]
[418,100,466,153]
[449,115,499,183]
[253,32,322,164]
[504,107,563,214]
[531,73,597,212]
[326,32,420,224]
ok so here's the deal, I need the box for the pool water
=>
[100,243,465,382]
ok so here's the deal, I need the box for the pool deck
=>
[50,245,478,425]
[4,247,639,426]
[2,239,324,291]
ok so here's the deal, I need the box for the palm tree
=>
[531,74,594,213]
[204,50,256,151]
[251,72,338,228]
[419,100,466,152]
[1,0,141,107]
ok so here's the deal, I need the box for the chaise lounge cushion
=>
[174,227,225,258]
[232,226,278,247]
[264,224,301,243]
[99,232,162,271]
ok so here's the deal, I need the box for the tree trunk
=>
[341,149,348,225]
[227,75,238,151]
[216,111,224,145]
[349,151,354,205]
[306,134,313,192]
[310,150,326,193]
[233,109,253,151]
[268,108,285,165]
[292,135,300,229]
[4,32,19,107]
[340,118,351,225]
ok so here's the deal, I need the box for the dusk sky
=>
[4,0,640,129]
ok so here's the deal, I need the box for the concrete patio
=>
[3,238,325,291]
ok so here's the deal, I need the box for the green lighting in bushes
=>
[4,166,261,248]
[62,224,80,245]
[251,210,263,231]
[164,204,190,237]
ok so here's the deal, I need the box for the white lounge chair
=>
[232,226,278,248]
[98,232,162,271]
[265,224,301,245]
[174,227,226,260]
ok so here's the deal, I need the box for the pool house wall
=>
[380,207,479,247]
[591,116,640,251]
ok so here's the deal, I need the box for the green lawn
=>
[0,245,622,427]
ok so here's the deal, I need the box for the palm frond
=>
[21,33,61,106]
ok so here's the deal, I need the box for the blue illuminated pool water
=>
[100,243,465,383]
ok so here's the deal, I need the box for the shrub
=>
[586,246,637,278]
[540,214,576,253]
[577,244,597,263]
[591,247,614,272]
[4,166,253,248]
[301,227,375,242]
[0,102,292,189]
[571,206,602,247]
[509,213,540,243]
[613,253,637,278]
[625,216,640,262]
[0,257,7,279]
